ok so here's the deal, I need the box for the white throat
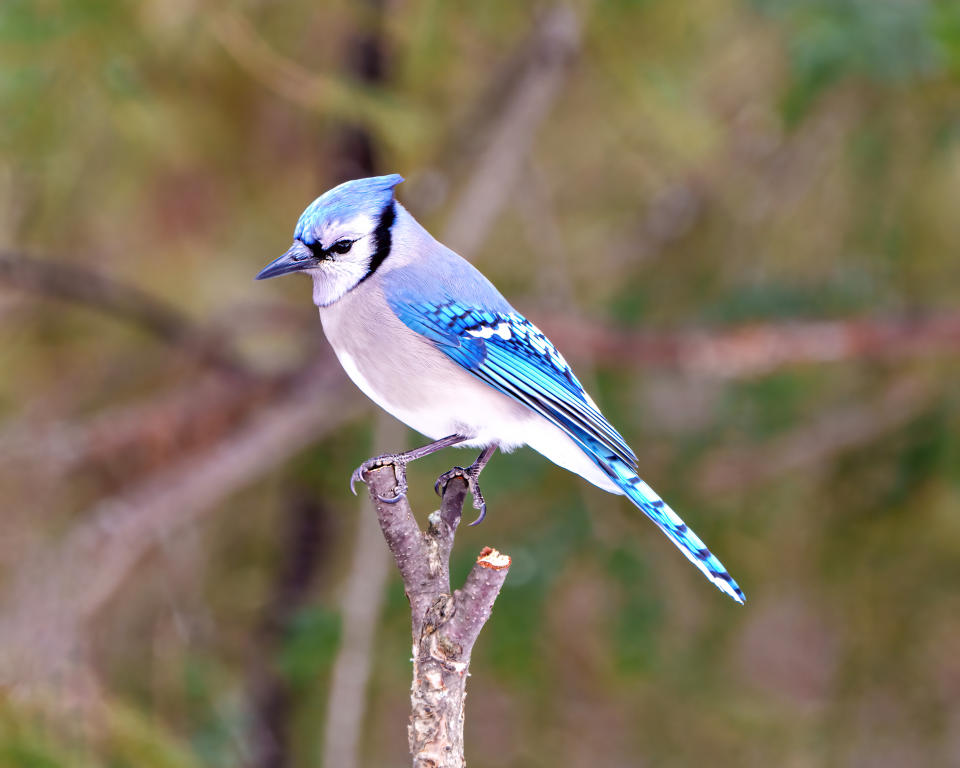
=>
[309,249,371,307]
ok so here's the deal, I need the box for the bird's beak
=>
[255,241,316,280]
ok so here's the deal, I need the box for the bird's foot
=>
[434,465,488,526]
[350,453,411,503]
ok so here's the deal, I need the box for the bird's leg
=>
[350,433,467,503]
[434,443,499,526]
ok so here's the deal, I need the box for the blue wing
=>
[389,299,637,468]
[388,297,744,604]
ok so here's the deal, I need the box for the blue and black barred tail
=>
[599,455,745,604]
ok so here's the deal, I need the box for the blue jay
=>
[256,174,744,604]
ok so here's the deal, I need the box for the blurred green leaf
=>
[279,605,342,686]
[934,0,960,73]
[606,546,663,674]
[754,0,943,123]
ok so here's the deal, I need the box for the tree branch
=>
[0,250,247,374]
[441,5,581,259]
[210,9,422,147]
[0,371,284,487]
[537,311,960,378]
[361,466,510,768]
[0,363,363,692]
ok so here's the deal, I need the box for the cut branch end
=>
[476,547,511,570]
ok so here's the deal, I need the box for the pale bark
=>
[359,465,511,768]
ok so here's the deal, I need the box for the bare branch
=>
[445,548,511,652]
[210,9,422,146]
[0,250,247,374]
[363,466,434,623]
[0,372,284,485]
[442,5,581,258]
[537,311,960,379]
[360,466,510,767]
[0,364,363,691]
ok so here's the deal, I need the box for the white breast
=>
[320,280,621,494]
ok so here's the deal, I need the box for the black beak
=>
[255,241,317,280]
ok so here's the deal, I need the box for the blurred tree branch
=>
[210,9,424,150]
[0,373,282,488]
[4,264,956,502]
[442,5,580,258]
[0,251,247,375]
[537,311,960,378]
[0,361,363,692]
[360,466,510,768]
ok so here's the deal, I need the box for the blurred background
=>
[2,1,959,766]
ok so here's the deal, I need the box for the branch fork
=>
[361,465,511,768]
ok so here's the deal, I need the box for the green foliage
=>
[934,0,960,74]
[700,277,879,322]
[279,605,342,687]
[606,546,664,674]
[0,699,202,768]
[754,0,944,123]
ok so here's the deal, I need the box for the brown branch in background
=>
[0,372,284,489]
[362,466,510,768]
[698,376,934,493]
[0,251,247,375]
[210,9,420,146]
[441,5,581,258]
[0,363,363,692]
[537,311,960,378]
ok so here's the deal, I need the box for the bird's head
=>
[256,174,404,306]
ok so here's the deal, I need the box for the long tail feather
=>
[598,454,745,604]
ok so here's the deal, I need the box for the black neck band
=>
[360,200,396,284]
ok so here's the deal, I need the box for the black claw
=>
[467,503,487,527]
[349,471,362,496]
[435,467,466,497]
[434,464,489,524]
[350,453,409,501]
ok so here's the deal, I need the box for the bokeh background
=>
[2,1,960,766]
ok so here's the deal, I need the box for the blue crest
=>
[294,174,404,245]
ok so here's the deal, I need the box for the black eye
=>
[330,239,353,254]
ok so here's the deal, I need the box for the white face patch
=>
[320,213,375,248]
[304,211,384,307]
[309,234,376,307]
[467,322,512,340]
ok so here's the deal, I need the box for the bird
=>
[256,174,744,604]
